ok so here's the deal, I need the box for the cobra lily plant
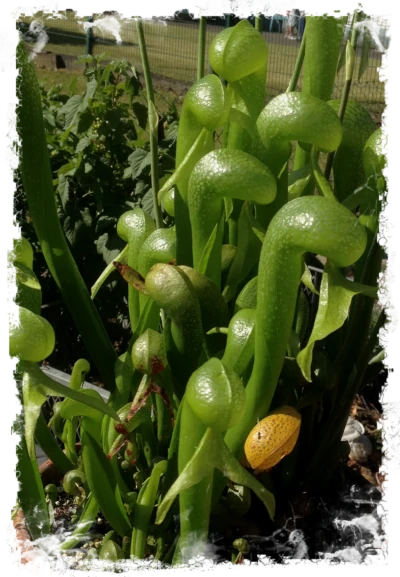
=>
[11,13,385,566]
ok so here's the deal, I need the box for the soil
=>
[52,491,112,570]
[28,477,384,568]
[348,368,400,482]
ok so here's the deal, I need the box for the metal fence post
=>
[225,13,231,28]
[86,15,94,55]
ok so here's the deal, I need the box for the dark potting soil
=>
[208,476,383,564]
[48,491,114,570]
[48,464,390,576]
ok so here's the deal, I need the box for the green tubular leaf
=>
[197,222,221,277]
[288,166,312,201]
[209,20,268,83]
[227,64,267,157]
[131,329,167,375]
[10,306,55,362]
[328,100,376,202]
[224,197,234,222]
[60,388,106,422]
[23,362,120,422]
[310,148,336,201]
[174,74,225,266]
[255,161,289,232]
[48,401,64,441]
[117,209,155,251]
[56,493,99,553]
[16,42,117,390]
[234,276,258,312]
[302,16,346,101]
[246,202,266,241]
[132,296,161,341]
[345,40,356,82]
[294,290,310,346]
[189,148,276,288]
[296,260,378,382]
[137,228,176,277]
[114,351,135,405]
[227,107,255,136]
[137,226,177,329]
[364,128,387,177]
[35,412,74,475]
[186,358,245,432]
[293,16,346,183]
[354,124,390,282]
[175,398,210,559]
[225,196,367,459]
[223,203,263,303]
[156,429,274,529]
[69,359,90,391]
[17,436,50,540]
[157,127,210,204]
[131,460,167,559]
[257,92,343,177]
[222,309,256,377]
[22,375,47,461]
[117,209,156,331]
[163,186,175,217]
[145,264,204,379]
[62,418,79,466]
[337,10,365,74]
[221,245,236,274]
[178,266,229,336]
[81,427,131,537]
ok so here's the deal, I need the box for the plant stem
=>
[286,31,306,93]
[91,244,128,299]
[136,18,164,229]
[197,17,207,81]
[255,14,262,33]
[324,12,359,180]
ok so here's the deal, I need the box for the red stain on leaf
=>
[151,356,165,375]
[115,423,128,434]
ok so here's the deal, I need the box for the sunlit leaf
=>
[198,222,220,276]
[297,261,378,381]
[301,262,319,295]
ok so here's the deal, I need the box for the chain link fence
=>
[17,11,388,124]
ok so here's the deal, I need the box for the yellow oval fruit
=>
[244,405,301,471]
